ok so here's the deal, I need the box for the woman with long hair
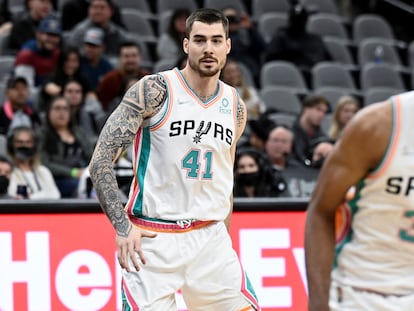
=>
[329,95,360,141]
[39,46,92,111]
[7,126,60,199]
[37,96,94,197]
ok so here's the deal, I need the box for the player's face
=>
[184,21,231,77]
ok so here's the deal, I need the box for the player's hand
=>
[116,225,157,272]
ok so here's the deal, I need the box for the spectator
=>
[239,113,276,152]
[38,46,92,111]
[97,41,150,112]
[14,14,61,87]
[264,3,331,80]
[0,0,12,35]
[68,0,128,56]
[156,8,190,63]
[265,125,301,172]
[328,95,360,141]
[222,6,266,86]
[80,27,113,91]
[0,76,41,135]
[37,96,94,198]
[7,126,60,199]
[234,148,286,197]
[8,0,53,50]
[62,79,105,143]
[292,94,334,167]
[61,0,125,31]
[0,154,13,199]
[221,58,265,120]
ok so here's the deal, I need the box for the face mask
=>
[14,146,36,161]
[0,175,9,194]
[238,172,260,186]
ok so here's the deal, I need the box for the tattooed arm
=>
[225,98,247,232]
[89,74,167,271]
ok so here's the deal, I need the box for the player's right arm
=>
[305,101,392,311]
[89,74,167,272]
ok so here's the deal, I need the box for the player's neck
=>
[180,68,219,100]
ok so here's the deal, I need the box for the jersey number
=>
[182,149,213,179]
[399,210,414,243]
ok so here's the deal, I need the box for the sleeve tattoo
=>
[89,75,167,237]
[236,99,247,141]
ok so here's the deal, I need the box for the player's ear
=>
[183,38,189,54]
[226,38,231,54]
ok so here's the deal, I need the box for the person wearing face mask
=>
[7,126,60,199]
[234,148,287,197]
[0,155,13,199]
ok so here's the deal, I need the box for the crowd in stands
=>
[0,0,410,199]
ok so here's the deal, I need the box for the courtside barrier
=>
[0,198,309,311]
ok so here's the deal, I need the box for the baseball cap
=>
[6,76,28,89]
[37,15,62,35]
[84,27,104,46]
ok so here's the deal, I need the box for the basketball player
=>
[305,92,414,311]
[88,8,259,311]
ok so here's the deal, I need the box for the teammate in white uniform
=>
[89,8,259,311]
[305,91,414,311]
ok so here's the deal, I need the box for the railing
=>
[0,197,308,213]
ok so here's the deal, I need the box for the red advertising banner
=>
[0,211,307,311]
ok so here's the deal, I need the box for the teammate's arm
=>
[225,98,247,231]
[305,101,391,311]
[89,74,167,272]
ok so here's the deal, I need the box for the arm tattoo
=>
[236,99,246,140]
[89,75,167,237]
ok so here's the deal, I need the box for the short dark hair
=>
[90,0,114,10]
[185,8,229,38]
[119,40,141,55]
[302,94,330,110]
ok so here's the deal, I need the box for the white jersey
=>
[125,68,238,223]
[333,91,414,295]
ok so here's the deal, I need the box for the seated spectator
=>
[265,125,301,172]
[328,95,360,141]
[0,0,12,35]
[80,27,113,91]
[234,148,287,197]
[292,94,334,167]
[156,8,190,63]
[0,154,13,199]
[7,126,60,199]
[61,0,125,31]
[14,14,61,87]
[8,0,53,50]
[264,3,331,80]
[0,76,41,135]
[39,46,92,111]
[68,0,127,56]
[221,58,265,120]
[238,112,276,152]
[222,7,266,86]
[37,96,94,198]
[63,79,105,143]
[97,41,150,112]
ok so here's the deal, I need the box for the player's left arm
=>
[225,97,247,231]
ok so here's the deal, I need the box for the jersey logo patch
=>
[193,121,211,144]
